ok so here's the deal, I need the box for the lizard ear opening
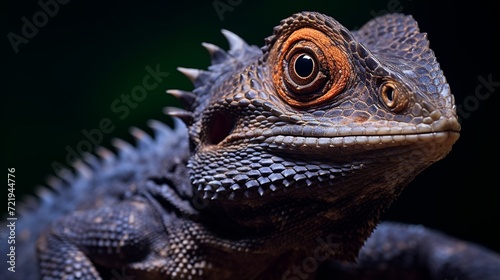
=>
[271,28,352,108]
[206,112,235,145]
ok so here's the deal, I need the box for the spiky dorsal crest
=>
[165,29,262,126]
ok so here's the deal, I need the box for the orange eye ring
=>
[271,28,351,108]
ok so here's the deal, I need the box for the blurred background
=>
[3,0,499,254]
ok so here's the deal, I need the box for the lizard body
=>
[2,11,500,280]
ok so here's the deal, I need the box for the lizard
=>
[2,11,500,279]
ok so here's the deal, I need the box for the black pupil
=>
[384,86,394,101]
[294,54,314,78]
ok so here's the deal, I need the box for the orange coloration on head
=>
[271,28,352,108]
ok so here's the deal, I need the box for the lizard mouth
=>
[256,116,460,155]
[264,131,460,149]
[207,109,461,155]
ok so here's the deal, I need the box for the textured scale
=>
[2,11,499,280]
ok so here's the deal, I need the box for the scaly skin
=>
[2,11,499,280]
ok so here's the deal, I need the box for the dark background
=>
[3,0,499,254]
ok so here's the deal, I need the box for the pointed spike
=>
[130,127,152,143]
[177,67,202,84]
[203,192,211,200]
[221,29,248,52]
[202,42,229,64]
[171,117,188,132]
[269,184,278,192]
[46,175,62,190]
[131,127,154,150]
[56,168,74,182]
[201,42,224,56]
[215,186,227,193]
[147,119,172,140]
[36,186,56,204]
[163,106,191,116]
[82,153,100,170]
[130,126,146,138]
[96,146,115,163]
[147,119,170,132]
[166,89,197,108]
[257,187,265,196]
[111,138,133,150]
[111,138,135,158]
[163,107,194,125]
[73,160,92,179]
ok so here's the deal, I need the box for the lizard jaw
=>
[225,114,460,156]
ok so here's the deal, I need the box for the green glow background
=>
[3,0,499,253]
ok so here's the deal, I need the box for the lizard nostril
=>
[206,112,235,145]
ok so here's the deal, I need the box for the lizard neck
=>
[194,148,423,260]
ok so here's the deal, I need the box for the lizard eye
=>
[284,50,328,97]
[292,53,315,79]
[271,28,352,108]
[379,80,410,113]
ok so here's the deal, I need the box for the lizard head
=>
[169,12,460,259]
